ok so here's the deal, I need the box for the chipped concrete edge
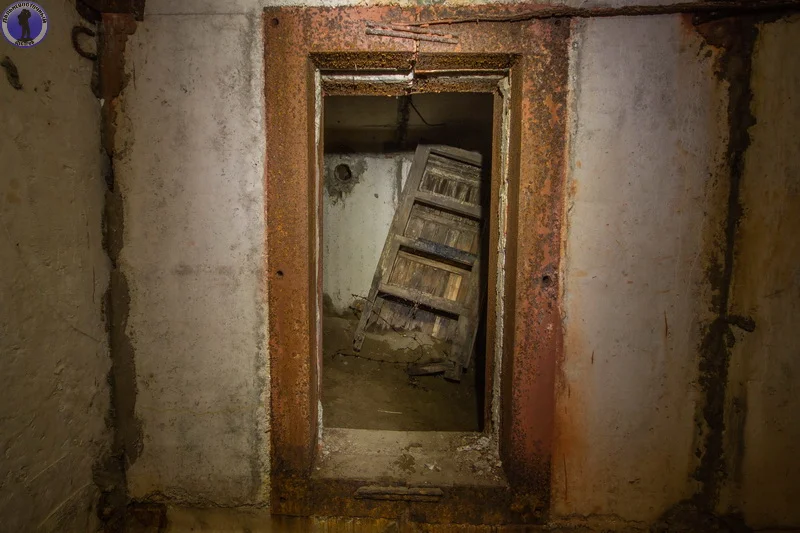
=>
[92,12,149,531]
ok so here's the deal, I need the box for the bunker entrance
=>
[321,93,494,432]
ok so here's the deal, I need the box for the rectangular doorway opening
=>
[267,17,570,518]
[321,92,494,433]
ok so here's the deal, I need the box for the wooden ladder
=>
[352,145,485,381]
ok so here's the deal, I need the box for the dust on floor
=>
[322,315,482,432]
[316,428,504,487]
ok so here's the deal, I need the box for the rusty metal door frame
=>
[265,5,569,524]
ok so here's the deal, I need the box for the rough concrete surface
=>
[720,16,800,529]
[0,0,797,529]
[109,3,800,530]
[0,1,110,531]
[114,14,268,506]
[554,16,729,524]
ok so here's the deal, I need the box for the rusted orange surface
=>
[265,5,569,524]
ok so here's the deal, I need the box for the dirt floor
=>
[322,315,482,432]
[124,506,645,532]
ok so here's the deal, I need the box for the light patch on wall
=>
[322,153,411,313]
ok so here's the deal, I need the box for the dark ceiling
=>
[324,93,494,155]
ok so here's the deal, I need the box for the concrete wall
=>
[555,16,728,524]
[0,1,110,531]
[323,154,410,313]
[114,15,269,506]
[116,1,800,528]
[721,16,800,529]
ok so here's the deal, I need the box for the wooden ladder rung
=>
[429,146,482,166]
[353,145,484,372]
[414,191,482,220]
[394,235,477,267]
[378,283,468,317]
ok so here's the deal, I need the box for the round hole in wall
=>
[277,270,284,278]
[271,17,279,27]
[542,274,553,287]
[334,163,353,183]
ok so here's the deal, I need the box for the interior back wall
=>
[323,153,411,314]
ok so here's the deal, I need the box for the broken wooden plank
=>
[378,282,468,317]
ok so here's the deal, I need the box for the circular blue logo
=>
[2,2,48,47]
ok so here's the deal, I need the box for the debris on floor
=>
[322,314,482,432]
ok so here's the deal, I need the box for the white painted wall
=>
[323,153,411,313]
[0,2,110,531]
